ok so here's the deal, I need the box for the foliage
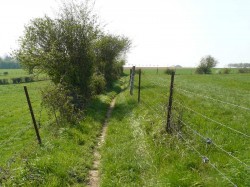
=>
[94,35,130,87]
[228,63,250,68]
[0,56,20,69]
[89,72,106,95]
[196,55,218,74]
[238,68,250,73]
[164,68,175,75]
[42,84,84,124]
[15,1,130,123]
[0,79,9,84]
[0,80,118,186]
[222,68,231,74]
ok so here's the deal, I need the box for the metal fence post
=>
[130,66,135,95]
[138,69,141,103]
[166,71,175,133]
[24,86,42,145]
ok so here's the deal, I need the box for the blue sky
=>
[0,0,250,67]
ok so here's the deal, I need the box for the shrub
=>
[12,77,22,84]
[3,72,8,75]
[196,55,218,74]
[0,79,9,84]
[238,68,250,73]
[164,68,175,75]
[222,68,231,74]
[24,76,34,82]
[89,73,106,95]
[42,84,84,125]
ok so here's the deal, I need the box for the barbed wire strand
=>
[140,99,165,114]
[141,87,168,101]
[179,119,249,168]
[174,101,250,138]
[172,127,238,187]
[175,87,250,111]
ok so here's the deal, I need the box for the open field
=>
[0,69,48,84]
[100,69,250,186]
[1,68,249,186]
[0,77,123,186]
[0,69,28,78]
[124,67,242,75]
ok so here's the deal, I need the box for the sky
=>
[0,0,250,67]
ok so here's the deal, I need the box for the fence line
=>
[179,119,249,168]
[171,127,238,187]
[174,101,250,138]
[136,71,248,186]
[175,87,250,111]
[140,100,166,117]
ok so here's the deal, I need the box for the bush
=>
[90,73,106,95]
[0,79,9,84]
[12,77,22,84]
[164,68,175,75]
[24,76,34,82]
[3,72,8,75]
[42,84,84,125]
[222,68,231,74]
[238,68,250,73]
[196,55,218,74]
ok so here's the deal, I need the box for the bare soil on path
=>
[88,97,116,187]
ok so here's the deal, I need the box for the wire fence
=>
[130,69,250,186]
[0,85,51,171]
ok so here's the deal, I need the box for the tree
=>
[15,1,130,123]
[196,55,218,74]
[94,35,130,87]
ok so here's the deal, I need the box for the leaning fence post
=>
[166,71,175,133]
[138,69,141,103]
[130,66,135,95]
[24,86,42,145]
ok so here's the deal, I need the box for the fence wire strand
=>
[179,119,249,168]
[174,101,250,138]
[172,127,238,187]
[175,87,250,111]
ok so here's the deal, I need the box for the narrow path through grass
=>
[88,98,116,187]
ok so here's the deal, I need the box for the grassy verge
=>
[100,70,249,186]
[0,77,123,186]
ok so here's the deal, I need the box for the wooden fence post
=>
[130,66,135,95]
[129,68,132,86]
[166,71,175,133]
[138,69,141,103]
[24,86,42,145]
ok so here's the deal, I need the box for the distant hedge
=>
[0,76,47,85]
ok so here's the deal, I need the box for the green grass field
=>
[1,68,249,186]
[0,70,123,186]
[0,69,28,78]
[100,69,250,186]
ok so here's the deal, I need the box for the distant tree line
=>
[228,63,250,68]
[0,56,20,69]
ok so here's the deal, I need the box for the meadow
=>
[0,68,249,186]
[100,68,249,186]
[0,69,122,186]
